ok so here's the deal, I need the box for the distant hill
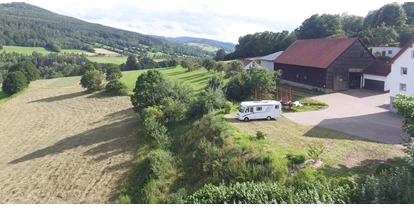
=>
[152,36,236,52]
[0,2,212,57]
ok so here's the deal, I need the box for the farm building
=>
[388,38,414,113]
[372,46,401,58]
[274,37,376,93]
[259,51,283,72]
[241,58,260,69]
[363,61,391,92]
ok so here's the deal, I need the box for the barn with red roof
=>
[274,38,376,93]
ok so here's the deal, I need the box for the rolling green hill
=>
[152,35,236,52]
[0,2,212,57]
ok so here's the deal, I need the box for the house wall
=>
[260,60,274,72]
[390,43,414,113]
[363,74,390,91]
[274,63,327,90]
[245,62,260,70]
[372,47,401,58]
[327,40,376,92]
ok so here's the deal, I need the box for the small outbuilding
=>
[259,51,283,72]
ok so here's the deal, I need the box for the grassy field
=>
[148,51,166,58]
[43,76,81,89]
[121,66,219,92]
[186,42,219,53]
[61,49,94,55]
[87,56,127,64]
[0,46,53,55]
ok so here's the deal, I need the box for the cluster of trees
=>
[121,55,179,71]
[0,2,212,57]
[2,61,40,95]
[226,2,414,60]
[0,52,124,80]
[79,63,128,95]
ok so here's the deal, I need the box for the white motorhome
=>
[237,100,282,121]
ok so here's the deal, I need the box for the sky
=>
[0,0,406,43]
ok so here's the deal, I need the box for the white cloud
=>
[0,0,406,43]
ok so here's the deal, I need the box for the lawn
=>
[121,66,219,92]
[87,56,127,64]
[0,46,53,55]
[43,76,81,89]
[227,115,405,176]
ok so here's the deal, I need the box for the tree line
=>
[225,2,414,60]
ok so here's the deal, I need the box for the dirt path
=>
[0,79,138,204]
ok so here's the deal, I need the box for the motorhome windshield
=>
[238,106,245,113]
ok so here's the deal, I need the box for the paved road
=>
[284,89,410,144]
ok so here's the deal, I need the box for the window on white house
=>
[400,83,407,92]
[401,67,408,75]
[388,50,392,55]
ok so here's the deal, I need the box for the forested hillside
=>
[0,2,211,57]
[226,2,414,60]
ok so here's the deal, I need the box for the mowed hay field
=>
[87,56,127,64]
[0,46,53,55]
[0,78,138,203]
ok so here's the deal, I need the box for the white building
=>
[388,39,414,112]
[362,61,391,92]
[241,59,260,70]
[259,51,283,72]
[372,46,401,58]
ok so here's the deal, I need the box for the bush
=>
[307,140,325,161]
[1,71,28,95]
[148,149,175,178]
[374,163,394,175]
[225,72,251,102]
[224,101,232,114]
[142,117,170,149]
[105,80,128,95]
[159,97,186,123]
[256,131,267,140]
[187,87,226,119]
[206,74,224,91]
[225,60,245,78]
[106,65,123,81]
[142,106,164,123]
[0,44,3,50]
[80,70,103,92]
[286,154,307,165]
[202,59,217,72]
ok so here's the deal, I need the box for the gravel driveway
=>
[284,89,410,144]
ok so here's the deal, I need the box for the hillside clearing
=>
[0,46,53,55]
[121,66,220,92]
[94,48,119,56]
[0,79,137,203]
[87,56,127,64]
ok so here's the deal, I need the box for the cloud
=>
[163,24,174,30]
[5,0,406,43]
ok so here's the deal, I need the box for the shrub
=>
[148,149,175,178]
[0,44,3,50]
[80,70,103,92]
[256,131,267,140]
[307,140,325,161]
[374,163,394,175]
[187,88,226,119]
[164,189,187,204]
[286,153,307,165]
[215,62,227,73]
[142,117,170,149]
[206,74,224,91]
[1,71,28,95]
[106,65,123,81]
[142,106,164,123]
[224,101,232,114]
[105,79,128,95]
[225,60,245,78]
[159,97,186,123]
[202,59,217,72]
[80,63,96,75]
[225,72,251,102]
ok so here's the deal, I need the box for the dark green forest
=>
[0,2,212,57]
[226,2,414,59]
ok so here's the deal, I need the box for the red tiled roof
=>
[241,58,254,66]
[364,60,391,77]
[274,38,359,69]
